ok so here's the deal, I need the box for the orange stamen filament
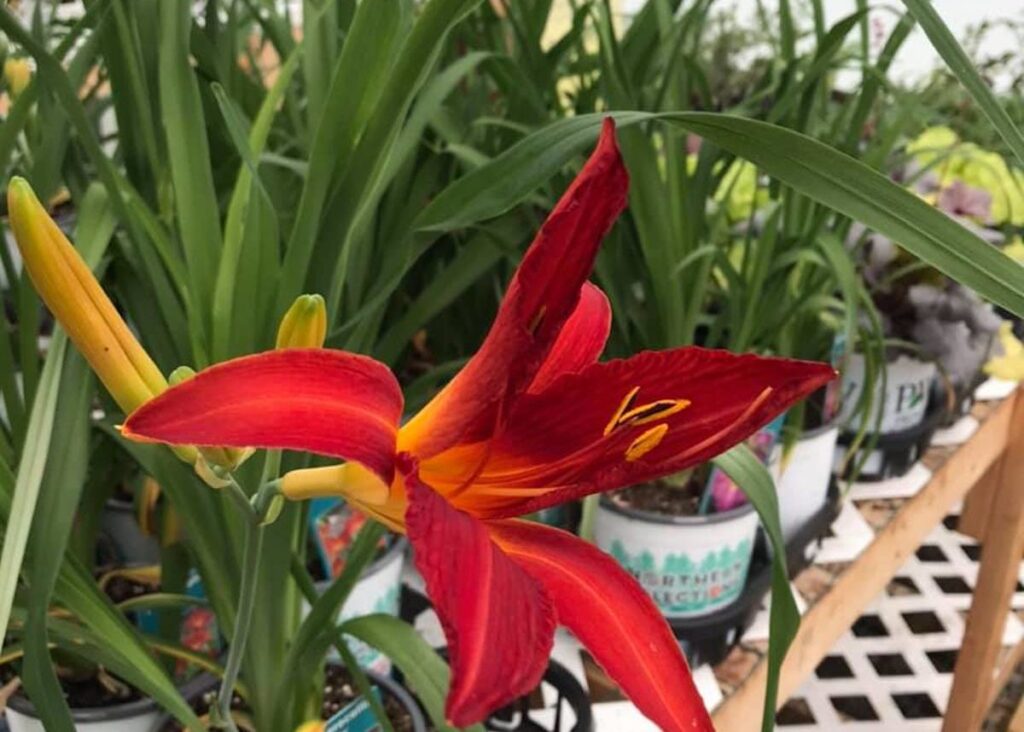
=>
[619,398,691,427]
[603,386,641,436]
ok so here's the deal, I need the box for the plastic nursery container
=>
[838,353,937,435]
[770,421,840,542]
[309,537,405,674]
[932,371,985,428]
[835,401,942,482]
[593,495,758,619]
[482,657,593,732]
[670,481,840,667]
[150,665,427,732]
[5,693,159,732]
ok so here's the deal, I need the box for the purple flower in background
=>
[937,180,992,222]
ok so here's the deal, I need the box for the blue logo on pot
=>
[608,540,753,615]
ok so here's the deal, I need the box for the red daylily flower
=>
[123,119,834,730]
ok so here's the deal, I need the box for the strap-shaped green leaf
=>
[713,444,796,732]
[901,0,1024,170]
[417,112,1024,316]
[341,614,485,732]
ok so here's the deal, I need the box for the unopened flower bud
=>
[4,57,31,98]
[276,294,327,349]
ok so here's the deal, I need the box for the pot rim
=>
[6,688,158,722]
[163,666,427,732]
[598,491,755,526]
[793,416,841,442]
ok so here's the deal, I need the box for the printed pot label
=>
[324,688,383,732]
[823,331,848,422]
[595,505,758,618]
[838,354,936,434]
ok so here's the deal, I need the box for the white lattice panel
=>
[776,511,1024,730]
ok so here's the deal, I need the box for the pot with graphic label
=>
[835,352,941,480]
[593,485,758,619]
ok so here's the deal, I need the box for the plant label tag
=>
[324,688,384,732]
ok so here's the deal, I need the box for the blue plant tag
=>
[324,688,384,732]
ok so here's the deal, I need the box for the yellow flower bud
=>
[7,178,167,415]
[276,294,327,349]
[294,723,324,732]
[3,57,31,98]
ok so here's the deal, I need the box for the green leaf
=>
[277,0,407,314]
[50,560,204,730]
[418,112,1024,317]
[712,445,796,732]
[341,614,485,732]
[158,0,223,361]
[900,0,1024,170]
[211,45,302,360]
[663,112,1024,316]
[20,349,92,732]
[273,521,386,730]
[319,0,484,319]
[0,334,68,650]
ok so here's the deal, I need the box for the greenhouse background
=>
[2,0,1024,730]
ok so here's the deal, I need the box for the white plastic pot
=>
[838,353,936,434]
[308,538,405,674]
[5,694,159,732]
[594,495,758,618]
[769,422,839,541]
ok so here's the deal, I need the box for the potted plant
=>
[152,664,428,732]
[841,211,1000,477]
[5,674,164,732]
[593,468,761,620]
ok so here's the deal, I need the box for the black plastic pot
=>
[933,371,984,428]
[669,480,841,668]
[533,501,582,533]
[394,642,593,732]
[836,399,944,482]
[150,666,427,732]
[485,658,593,732]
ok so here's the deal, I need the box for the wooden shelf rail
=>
[712,388,1022,732]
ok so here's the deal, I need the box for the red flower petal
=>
[405,472,555,726]
[528,282,611,394]
[490,519,713,732]
[123,349,403,483]
[422,347,834,517]
[400,119,627,459]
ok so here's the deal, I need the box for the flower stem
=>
[215,506,265,731]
